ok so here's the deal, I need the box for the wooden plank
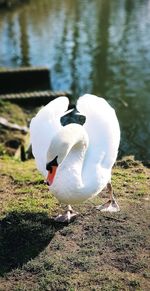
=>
[0,90,72,105]
[0,67,51,94]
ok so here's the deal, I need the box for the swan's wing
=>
[30,97,69,176]
[77,94,120,168]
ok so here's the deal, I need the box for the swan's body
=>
[46,123,113,204]
[30,94,120,221]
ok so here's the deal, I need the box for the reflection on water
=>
[0,0,150,160]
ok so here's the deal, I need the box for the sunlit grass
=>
[0,156,58,217]
[1,156,42,183]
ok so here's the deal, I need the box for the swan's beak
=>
[46,166,57,186]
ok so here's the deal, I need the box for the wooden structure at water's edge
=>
[0,66,71,105]
[0,66,71,160]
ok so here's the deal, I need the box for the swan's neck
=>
[62,138,87,184]
[58,128,109,197]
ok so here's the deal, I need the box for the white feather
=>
[77,94,120,168]
[30,96,69,176]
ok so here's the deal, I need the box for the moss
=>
[0,143,6,155]
[0,101,27,126]
[0,101,30,158]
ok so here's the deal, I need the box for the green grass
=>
[1,156,42,183]
[0,156,58,218]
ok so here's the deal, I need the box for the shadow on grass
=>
[0,211,64,276]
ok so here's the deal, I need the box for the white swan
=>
[30,94,120,222]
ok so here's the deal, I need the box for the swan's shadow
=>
[0,211,64,276]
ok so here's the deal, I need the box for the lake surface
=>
[0,0,150,161]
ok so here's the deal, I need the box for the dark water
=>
[0,0,150,160]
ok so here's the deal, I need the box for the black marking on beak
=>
[46,156,58,172]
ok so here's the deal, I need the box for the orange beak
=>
[46,166,57,186]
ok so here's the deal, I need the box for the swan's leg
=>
[96,182,120,212]
[54,205,79,223]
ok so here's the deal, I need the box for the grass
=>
[0,156,58,217]
[0,155,150,290]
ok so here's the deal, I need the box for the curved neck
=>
[58,125,109,196]
[63,139,87,179]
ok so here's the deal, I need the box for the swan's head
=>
[46,123,87,186]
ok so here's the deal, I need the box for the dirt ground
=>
[0,156,150,291]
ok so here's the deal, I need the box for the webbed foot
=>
[96,196,120,212]
[54,205,79,223]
